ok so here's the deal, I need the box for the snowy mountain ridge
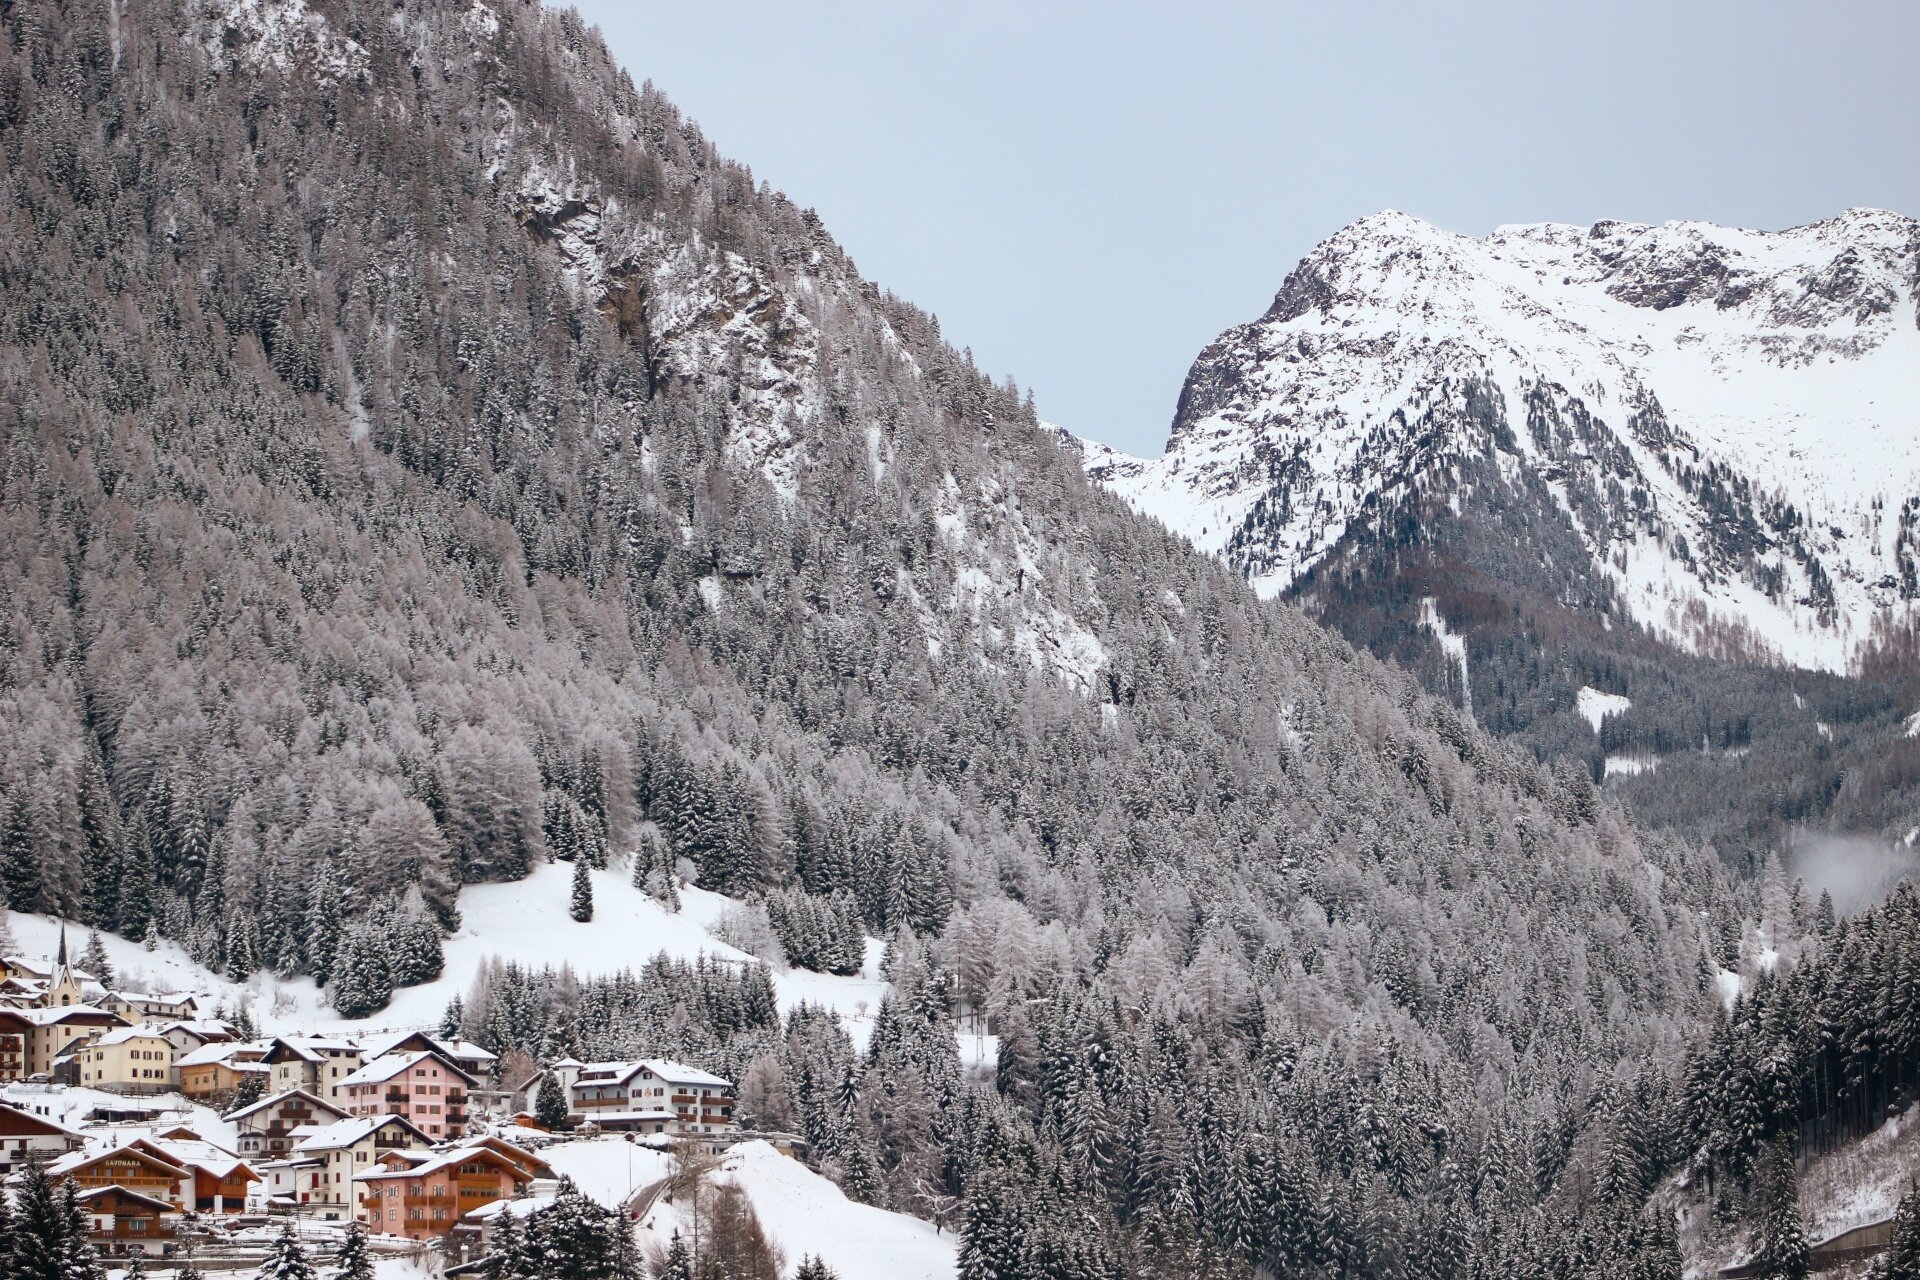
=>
[1079,207,1920,670]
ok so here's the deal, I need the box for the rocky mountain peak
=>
[1086,208,1920,671]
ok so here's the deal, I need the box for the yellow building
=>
[76,1026,176,1095]
[24,1006,127,1077]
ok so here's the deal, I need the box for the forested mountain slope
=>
[0,1,1750,1273]
[1074,211,1920,857]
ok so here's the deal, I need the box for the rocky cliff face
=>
[1089,209,1920,672]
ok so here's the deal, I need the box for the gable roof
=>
[89,1025,174,1048]
[176,1040,268,1068]
[261,1035,360,1063]
[638,1058,732,1088]
[75,1184,180,1214]
[292,1113,431,1154]
[223,1088,349,1124]
[0,1100,86,1140]
[24,1004,128,1027]
[338,1048,476,1088]
[355,1144,534,1184]
[40,1143,190,1181]
[160,1018,238,1042]
[121,1136,256,1182]
[358,1030,499,1066]
[467,1135,556,1180]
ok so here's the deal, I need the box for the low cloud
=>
[1787,830,1920,917]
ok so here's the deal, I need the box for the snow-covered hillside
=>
[5,860,890,1046]
[528,1136,956,1280]
[1077,208,1920,670]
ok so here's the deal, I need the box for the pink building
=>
[334,1051,475,1143]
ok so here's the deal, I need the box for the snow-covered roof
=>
[23,1004,125,1026]
[75,1184,179,1214]
[338,1048,474,1088]
[638,1059,731,1089]
[121,1136,253,1181]
[575,1110,675,1126]
[355,1145,530,1183]
[571,1058,730,1089]
[357,1030,498,1065]
[568,1059,725,1090]
[267,1035,360,1061]
[0,1100,85,1139]
[338,1050,431,1087]
[444,1039,499,1064]
[292,1114,429,1154]
[34,1144,188,1181]
[176,1041,266,1068]
[161,1018,237,1039]
[224,1088,348,1123]
[89,1026,173,1047]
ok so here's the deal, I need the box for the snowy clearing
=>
[5,860,891,1047]
[1575,686,1632,732]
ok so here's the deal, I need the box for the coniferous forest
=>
[0,1,1910,1277]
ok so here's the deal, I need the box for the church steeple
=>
[48,926,79,1007]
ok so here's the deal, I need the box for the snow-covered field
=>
[1576,685,1632,733]
[515,1136,957,1280]
[709,1140,958,1280]
[5,860,891,1045]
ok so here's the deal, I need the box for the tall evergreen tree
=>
[256,1223,318,1280]
[535,1072,570,1131]
[334,1221,374,1280]
[80,930,114,987]
[570,855,594,924]
[1752,1142,1810,1280]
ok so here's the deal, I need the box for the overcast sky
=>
[571,1,1920,456]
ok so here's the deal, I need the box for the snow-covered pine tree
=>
[570,855,593,923]
[442,994,466,1039]
[256,1223,318,1280]
[535,1073,570,1131]
[230,1068,267,1112]
[334,1220,374,1280]
[1870,1182,1920,1279]
[793,1258,840,1280]
[303,860,344,987]
[1752,1141,1810,1280]
[329,922,394,1018]
[9,1154,104,1280]
[525,1179,615,1279]
[655,1234,695,1280]
[0,788,39,915]
[483,1207,527,1280]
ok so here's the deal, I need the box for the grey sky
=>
[571,1,1920,456]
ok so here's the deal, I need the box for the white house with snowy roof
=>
[564,1059,735,1136]
[260,1112,432,1221]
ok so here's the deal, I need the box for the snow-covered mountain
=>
[1082,208,1920,670]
